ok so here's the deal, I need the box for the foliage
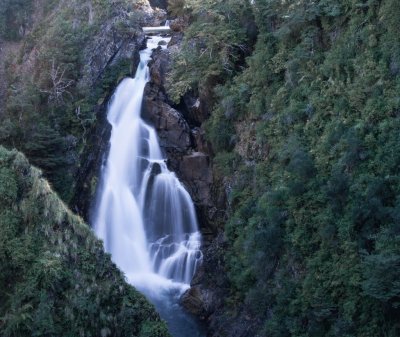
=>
[167,0,189,17]
[0,0,144,202]
[171,0,400,335]
[0,0,33,40]
[0,146,170,337]
[167,0,255,103]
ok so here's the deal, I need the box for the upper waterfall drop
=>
[92,35,202,296]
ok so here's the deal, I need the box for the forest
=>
[0,1,170,336]
[1,0,399,336]
[168,0,400,335]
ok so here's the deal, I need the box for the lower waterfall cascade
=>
[92,35,205,336]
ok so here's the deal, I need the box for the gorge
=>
[1,0,400,336]
[92,34,204,336]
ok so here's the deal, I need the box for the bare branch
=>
[40,59,74,104]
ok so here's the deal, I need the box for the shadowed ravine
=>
[92,35,205,336]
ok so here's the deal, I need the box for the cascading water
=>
[92,35,204,336]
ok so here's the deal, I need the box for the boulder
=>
[180,232,228,320]
[148,46,170,88]
[180,285,216,319]
[181,91,210,126]
[170,18,186,32]
[180,152,212,206]
[143,83,191,153]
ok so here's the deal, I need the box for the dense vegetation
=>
[0,0,145,201]
[169,0,400,335]
[0,0,33,40]
[2,0,400,335]
[0,2,172,335]
[0,146,170,337]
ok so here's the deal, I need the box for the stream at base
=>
[134,280,206,337]
[91,35,205,336]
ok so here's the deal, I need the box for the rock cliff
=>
[141,30,230,333]
[142,39,219,239]
[72,4,167,218]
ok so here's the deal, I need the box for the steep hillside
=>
[0,0,163,204]
[0,146,170,336]
[168,0,400,336]
[1,0,399,336]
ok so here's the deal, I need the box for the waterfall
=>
[92,35,203,302]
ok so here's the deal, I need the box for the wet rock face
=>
[192,127,213,154]
[142,81,214,210]
[79,21,146,90]
[173,92,208,128]
[72,22,152,219]
[180,232,228,321]
[142,87,191,157]
[142,45,218,235]
[142,46,192,169]
[180,152,212,206]
[181,286,215,318]
[141,34,232,333]
[148,46,170,87]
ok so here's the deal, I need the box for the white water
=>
[92,36,203,310]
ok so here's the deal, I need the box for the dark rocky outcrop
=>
[72,32,145,220]
[180,232,227,319]
[148,0,168,10]
[142,46,192,174]
[180,152,212,205]
[78,27,146,90]
[142,42,220,237]
[143,81,191,162]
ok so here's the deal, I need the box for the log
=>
[142,26,171,34]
